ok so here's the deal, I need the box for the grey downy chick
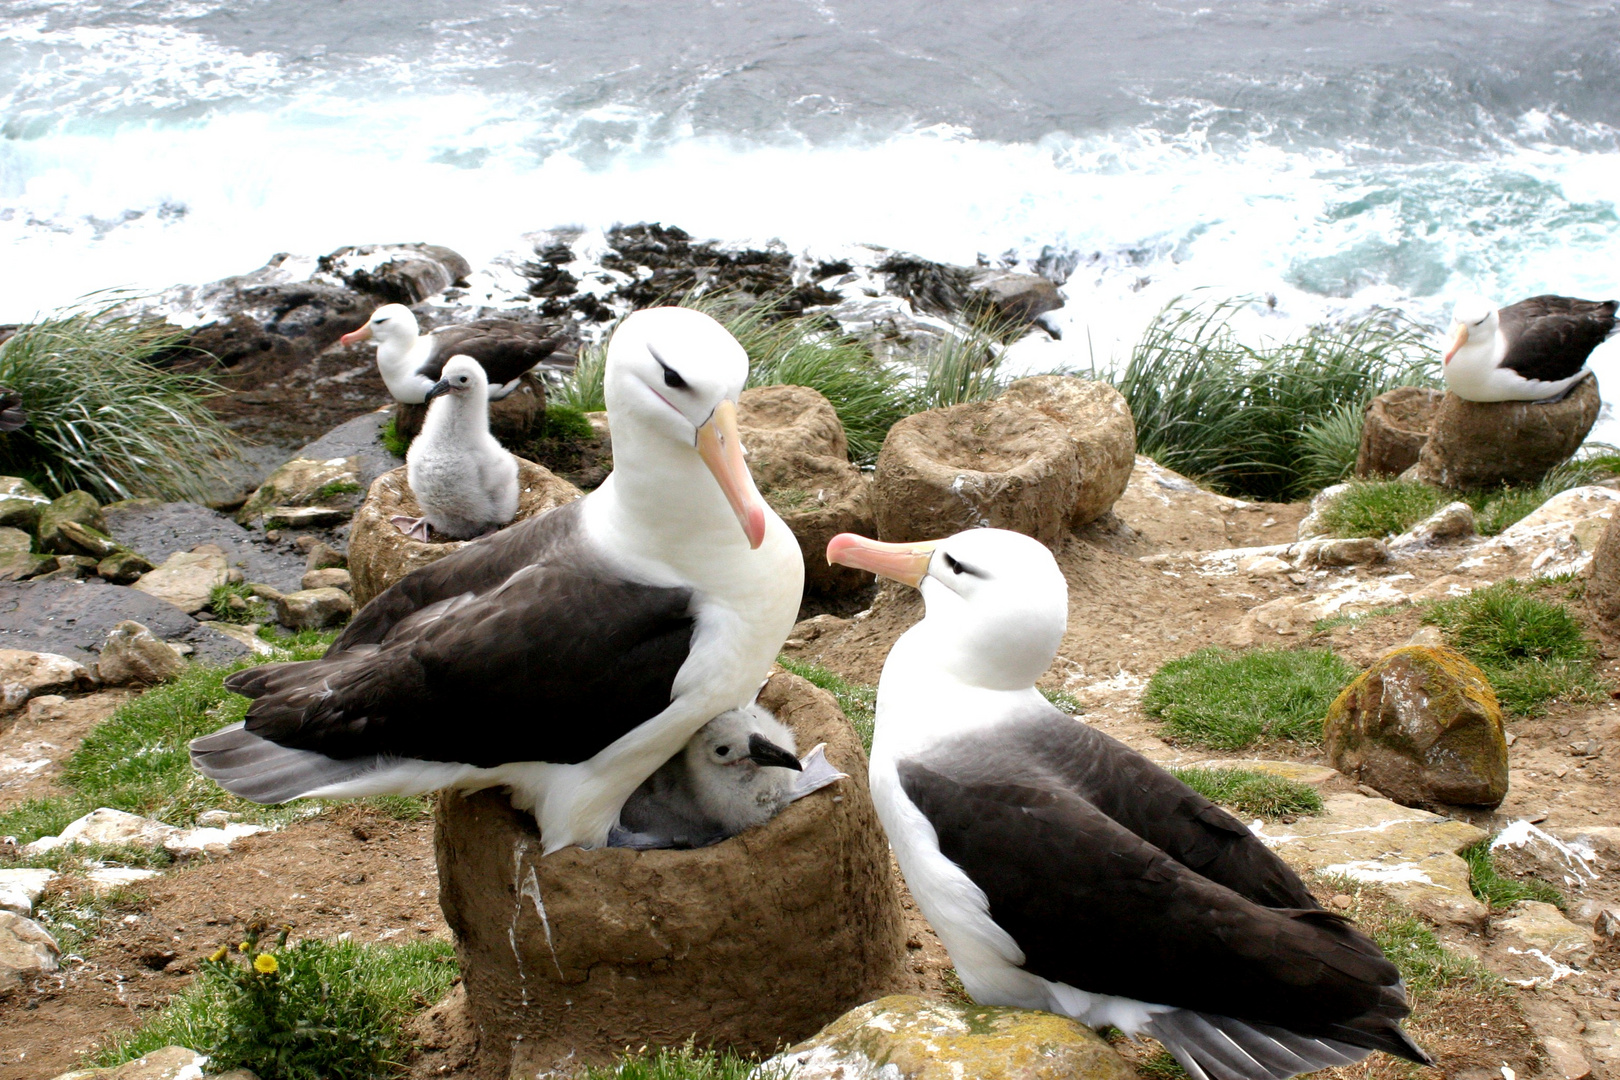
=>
[394,354,519,541]
[612,703,847,849]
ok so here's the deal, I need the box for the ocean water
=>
[2,0,1618,400]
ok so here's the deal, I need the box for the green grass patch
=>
[380,416,410,458]
[1310,603,1409,635]
[1112,296,1434,500]
[1315,480,1449,539]
[1142,647,1357,751]
[540,402,597,440]
[1137,1051,1190,1080]
[94,937,459,1080]
[906,313,1018,412]
[553,338,608,413]
[777,655,876,752]
[0,297,244,501]
[1168,767,1324,819]
[584,1043,787,1080]
[1461,839,1566,910]
[210,582,267,625]
[312,480,362,500]
[1423,580,1603,715]
[1040,687,1083,715]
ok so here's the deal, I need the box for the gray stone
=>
[37,491,105,554]
[0,581,249,666]
[320,241,471,305]
[968,269,1065,324]
[300,567,351,592]
[0,527,30,555]
[96,621,188,686]
[0,551,53,581]
[0,868,55,916]
[303,540,346,573]
[292,409,403,493]
[102,501,306,593]
[0,910,59,994]
[274,586,353,629]
[131,549,229,614]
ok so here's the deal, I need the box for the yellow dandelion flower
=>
[253,953,279,974]
[238,941,250,953]
[208,946,229,963]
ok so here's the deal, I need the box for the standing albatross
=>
[340,303,571,403]
[191,307,804,853]
[827,528,1430,1080]
[1443,294,1616,402]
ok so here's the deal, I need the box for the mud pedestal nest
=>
[1356,386,1442,479]
[346,459,581,606]
[1412,375,1599,489]
[434,670,914,1077]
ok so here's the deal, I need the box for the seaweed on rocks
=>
[874,254,977,317]
[598,223,840,315]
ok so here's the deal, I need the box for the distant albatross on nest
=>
[1443,294,1617,402]
[827,527,1430,1080]
[190,307,805,853]
[340,303,571,403]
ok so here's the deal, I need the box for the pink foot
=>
[391,515,431,541]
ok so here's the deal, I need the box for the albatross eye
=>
[660,361,688,390]
[714,745,731,757]
[943,553,984,578]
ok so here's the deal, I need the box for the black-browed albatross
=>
[827,527,1430,1080]
[191,307,805,853]
[1443,294,1616,402]
[340,303,571,403]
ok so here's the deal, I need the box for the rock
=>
[1587,511,1620,628]
[874,400,1079,546]
[1539,1037,1595,1080]
[1355,386,1442,478]
[84,867,161,892]
[1324,645,1507,810]
[44,1045,208,1080]
[0,550,54,581]
[998,376,1136,527]
[1489,820,1600,892]
[0,910,59,994]
[273,587,353,630]
[54,519,123,559]
[32,556,97,581]
[102,501,306,593]
[738,384,849,460]
[29,808,180,853]
[967,269,1065,324]
[0,527,30,555]
[1490,900,1594,986]
[95,550,155,585]
[1254,791,1488,925]
[0,476,48,532]
[291,410,403,493]
[436,670,913,1075]
[0,869,55,916]
[203,622,275,658]
[0,649,96,713]
[301,567,351,592]
[24,694,68,722]
[392,373,548,447]
[236,455,363,526]
[1237,554,1292,574]
[1388,500,1476,551]
[1415,375,1600,489]
[0,581,249,667]
[37,491,106,555]
[162,822,266,856]
[1296,483,1352,540]
[347,460,581,607]
[96,621,188,686]
[767,994,1133,1080]
[318,242,471,305]
[262,506,352,529]
[131,549,229,614]
[303,541,346,573]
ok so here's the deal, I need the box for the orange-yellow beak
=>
[340,323,374,346]
[695,399,767,549]
[826,533,936,588]
[1442,323,1468,366]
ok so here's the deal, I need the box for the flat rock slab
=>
[0,868,56,916]
[1253,792,1487,925]
[103,502,306,592]
[0,581,248,666]
[293,409,403,491]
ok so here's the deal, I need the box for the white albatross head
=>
[604,306,767,548]
[826,528,1068,691]
[340,303,420,348]
[1444,295,1498,365]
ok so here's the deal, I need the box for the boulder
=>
[1587,510,1620,628]
[301,567,351,592]
[0,868,55,917]
[272,586,353,630]
[96,621,187,686]
[97,550,155,585]
[44,1045,209,1080]
[0,527,30,555]
[347,459,580,607]
[435,670,913,1075]
[0,649,96,713]
[1489,821,1600,893]
[874,400,1080,546]
[1355,386,1442,478]
[1388,501,1476,551]
[290,410,403,494]
[0,910,59,994]
[967,270,1065,324]
[317,242,471,305]
[303,541,346,573]
[54,519,122,559]
[1324,645,1508,810]
[767,994,1133,1080]
[0,476,48,532]
[1414,375,1600,489]
[37,491,105,555]
[131,548,229,614]
[0,551,53,581]
[236,455,363,526]
[998,376,1136,527]
[391,373,548,447]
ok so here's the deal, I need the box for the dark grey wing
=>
[421,322,567,385]
[988,706,1317,909]
[897,760,1425,1067]
[1499,295,1618,382]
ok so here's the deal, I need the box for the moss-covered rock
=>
[96,550,155,585]
[1324,644,1508,809]
[0,477,48,533]
[769,994,1134,1080]
[37,491,105,554]
[236,455,361,525]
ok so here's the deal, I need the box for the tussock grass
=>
[585,1043,788,1080]
[776,656,876,752]
[94,938,459,1079]
[1423,581,1602,715]
[1113,297,1434,500]
[553,338,608,413]
[210,582,266,624]
[906,314,1017,412]
[1142,647,1357,750]
[1169,767,1324,819]
[0,298,242,501]
[1461,839,1566,910]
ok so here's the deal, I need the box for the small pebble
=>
[1330,894,1354,910]
[265,529,282,542]
[293,534,318,551]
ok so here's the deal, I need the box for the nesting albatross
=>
[191,307,804,853]
[827,527,1429,1080]
[340,303,571,403]
[1443,294,1617,402]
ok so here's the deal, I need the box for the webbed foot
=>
[390,515,431,541]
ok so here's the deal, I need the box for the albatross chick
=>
[393,354,518,541]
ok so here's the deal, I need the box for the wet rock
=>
[1490,901,1594,986]
[0,910,59,994]
[437,670,913,1075]
[131,549,229,614]
[347,460,580,606]
[45,1045,208,1080]
[96,550,155,585]
[0,476,48,532]
[1324,645,1507,810]
[392,372,548,448]
[1356,386,1442,479]
[999,376,1135,527]
[32,555,97,581]
[37,491,105,555]
[262,506,351,529]
[1388,501,1475,551]
[301,567,351,592]
[96,621,187,686]
[0,869,55,916]
[874,399,1079,546]
[273,587,353,630]
[236,455,362,526]
[0,649,96,714]
[292,410,403,493]
[54,519,123,559]
[767,994,1132,1080]
[967,269,1065,324]
[0,581,248,666]
[1415,375,1600,489]
[102,501,305,593]
[318,242,471,305]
